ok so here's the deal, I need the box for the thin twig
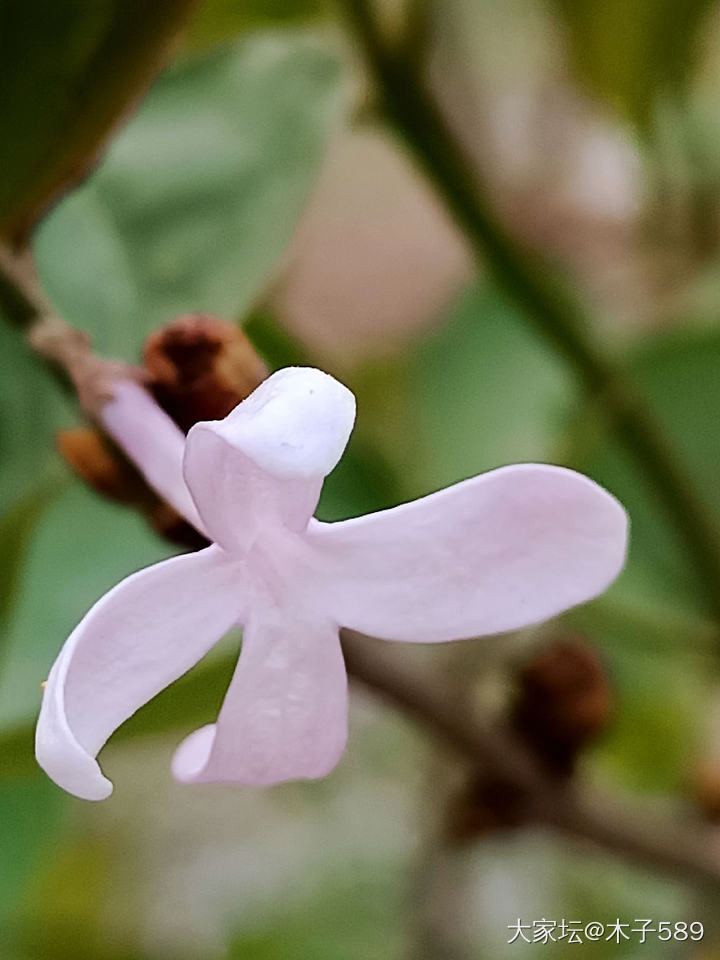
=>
[341,0,720,622]
[0,242,135,407]
[342,631,720,889]
[0,244,50,326]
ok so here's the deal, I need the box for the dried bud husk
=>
[144,313,268,432]
[57,427,208,551]
[512,637,613,776]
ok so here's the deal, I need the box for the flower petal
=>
[100,380,206,534]
[307,464,628,642]
[183,367,355,554]
[36,546,243,800]
[172,611,347,786]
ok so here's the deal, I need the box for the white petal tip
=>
[188,366,356,480]
[82,779,114,802]
[171,724,215,783]
[171,722,345,787]
[36,758,114,802]
[36,728,114,801]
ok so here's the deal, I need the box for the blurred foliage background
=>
[4,0,720,957]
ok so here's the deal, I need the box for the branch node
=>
[28,315,142,414]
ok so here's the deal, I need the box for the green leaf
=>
[567,327,720,618]
[9,824,149,960]
[183,0,331,54]
[348,282,575,501]
[561,327,720,788]
[0,775,66,934]
[229,865,404,960]
[34,33,343,358]
[552,0,713,129]
[0,0,199,241]
[0,321,70,672]
[0,320,69,510]
[0,482,173,732]
[0,484,61,662]
[567,597,713,792]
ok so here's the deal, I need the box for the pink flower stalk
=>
[36,368,628,800]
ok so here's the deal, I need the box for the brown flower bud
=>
[691,761,720,822]
[57,427,209,551]
[512,637,613,776]
[57,428,147,505]
[144,313,268,432]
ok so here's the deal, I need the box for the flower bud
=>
[56,428,148,505]
[691,761,720,823]
[57,427,208,551]
[688,693,720,822]
[512,637,613,776]
[144,313,268,432]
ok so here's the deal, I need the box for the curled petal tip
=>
[34,548,243,802]
[188,366,356,481]
[171,724,215,784]
[35,719,114,801]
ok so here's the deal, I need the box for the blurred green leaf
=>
[0,0,199,242]
[0,320,69,510]
[568,597,711,792]
[0,775,66,932]
[348,282,575,502]
[0,483,172,732]
[552,0,713,129]
[229,866,403,960]
[568,327,720,618]
[12,825,148,960]
[184,0,331,53]
[0,485,60,660]
[34,33,343,358]
[0,321,69,670]
[561,328,720,789]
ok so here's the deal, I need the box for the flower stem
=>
[343,0,720,619]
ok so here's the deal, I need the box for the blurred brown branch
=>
[342,631,720,890]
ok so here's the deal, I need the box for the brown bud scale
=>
[144,313,268,432]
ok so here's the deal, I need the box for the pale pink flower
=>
[36,368,628,800]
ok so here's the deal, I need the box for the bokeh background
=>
[4,0,720,956]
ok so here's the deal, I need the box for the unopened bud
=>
[692,762,720,822]
[689,694,720,822]
[57,427,208,551]
[144,313,268,432]
[512,637,613,776]
[57,428,148,505]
